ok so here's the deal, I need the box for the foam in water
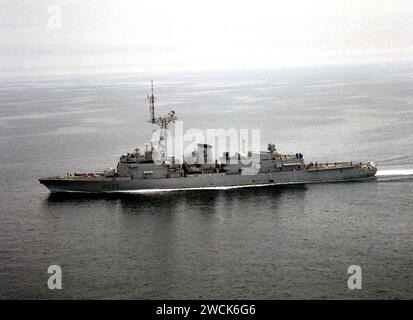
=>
[376,169,413,176]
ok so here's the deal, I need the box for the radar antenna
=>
[146,81,177,163]
[148,80,156,124]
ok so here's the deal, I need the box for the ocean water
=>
[0,63,412,299]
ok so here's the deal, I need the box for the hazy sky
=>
[1,0,412,73]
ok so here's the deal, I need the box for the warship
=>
[39,82,377,193]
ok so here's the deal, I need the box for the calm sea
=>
[0,63,412,299]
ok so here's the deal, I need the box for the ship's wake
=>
[376,169,413,177]
[375,168,413,183]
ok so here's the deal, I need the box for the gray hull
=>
[40,166,376,193]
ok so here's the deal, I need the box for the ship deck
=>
[39,175,131,182]
[305,162,360,171]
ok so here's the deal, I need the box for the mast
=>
[146,81,177,163]
[148,80,156,124]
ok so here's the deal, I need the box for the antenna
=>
[145,81,178,163]
[147,80,156,123]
